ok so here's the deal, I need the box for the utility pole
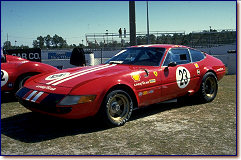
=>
[129,1,136,46]
[106,30,108,45]
[209,26,211,54]
[146,1,150,44]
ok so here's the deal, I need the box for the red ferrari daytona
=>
[16,44,226,127]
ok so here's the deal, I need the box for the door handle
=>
[144,69,149,77]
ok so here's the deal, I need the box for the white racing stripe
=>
[52,64,117,86]
[46,64,110,85]
[25,91,38,101]
[31,91,44,102]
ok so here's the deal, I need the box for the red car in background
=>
[1,51,58,93]
[16,44,226,127]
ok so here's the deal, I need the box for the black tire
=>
[99,90,133,127]
[197,72,218,103]
[18,75,32,89]
[15,75,34,92]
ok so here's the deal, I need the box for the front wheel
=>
[100,90,133,127]
[197,72,218,103]
[15,74,35,92]
[18,75,32,89]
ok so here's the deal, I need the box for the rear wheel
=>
[100,90,133,127]
[197,72,218,103]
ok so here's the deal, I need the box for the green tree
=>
[136,36,146,45]
[19,45,29,49]
[58,37,67,48]
[37,36,44,48]
[149,34,156,43]
[87,42,99,49]
[3,41,11,49]
[44,35,52,48]
[32,40,38,48]
[78,43,85,48]
[52,34,60,48]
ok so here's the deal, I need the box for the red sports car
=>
[1,51,58,93]
[16,44,226,127]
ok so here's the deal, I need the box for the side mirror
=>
[168,61,177,67]
[70,48,86,66]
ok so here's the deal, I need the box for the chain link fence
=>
[40,29,236,73]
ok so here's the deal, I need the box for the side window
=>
[163,51,172,66]
[189,49,205,62]
[163,48,191,66]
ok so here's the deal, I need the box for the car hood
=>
[33,64,137,88]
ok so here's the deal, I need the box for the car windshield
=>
[105,47,166,66]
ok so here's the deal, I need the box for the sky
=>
[1,1,236,47]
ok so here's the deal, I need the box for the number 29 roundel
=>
[176,66,190,89]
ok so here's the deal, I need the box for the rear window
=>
[189,49,205,62]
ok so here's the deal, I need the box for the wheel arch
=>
[196,70,218,103]
[14,72,40,90]
[96,83,138,127]
[193,69,217,94]
[205,69,217,78]
[103,84,139,110]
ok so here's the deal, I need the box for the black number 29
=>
[1,71,5,81]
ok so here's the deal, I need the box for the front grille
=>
[19,98,72,114]
[17,87,72,114]
[16,87,30,98]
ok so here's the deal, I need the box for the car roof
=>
[129,44,189,49]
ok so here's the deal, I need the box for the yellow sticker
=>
[131,74,141,82]
[194,63,199,68]
[149,79,156,83]
[153,71,158,77]
[143,91,148,95]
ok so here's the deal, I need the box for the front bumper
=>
[16,87,98,119]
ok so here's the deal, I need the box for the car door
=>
[133,65,163,107]
[160,48,198,100]
[130,47,165,107]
